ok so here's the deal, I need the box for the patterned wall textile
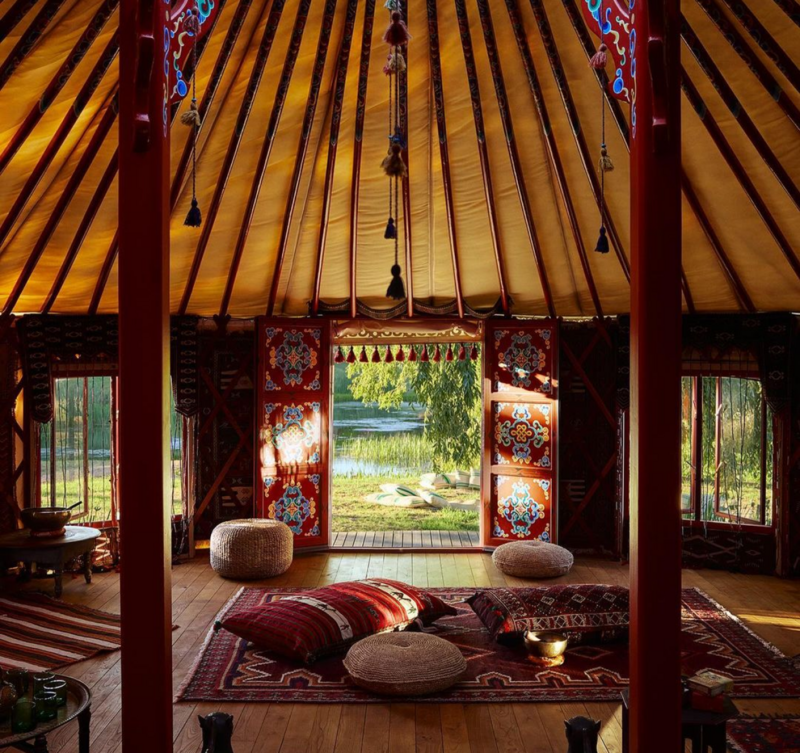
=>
[788,320,800,575]
[195,326,256,540]
[170,316,200,417]
[558,320,619,556]
[681,526,776,575]
[0,332,20,534]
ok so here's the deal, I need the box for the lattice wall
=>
[0,327,23,534]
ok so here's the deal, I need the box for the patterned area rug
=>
[727,716,800,752]
[178,587,800,703]
[0,594,120,671]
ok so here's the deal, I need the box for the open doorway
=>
[331,342,482,548]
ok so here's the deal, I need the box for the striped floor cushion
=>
[216,579,457,664]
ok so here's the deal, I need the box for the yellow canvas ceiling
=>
[0,0,798,317]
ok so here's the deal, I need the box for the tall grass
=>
[336,433,434,472]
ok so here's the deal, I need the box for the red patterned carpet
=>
[727,717,800,753]
[178,587,800,703]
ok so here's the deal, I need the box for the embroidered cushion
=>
[217,579,457,664]
[467,585,629,645]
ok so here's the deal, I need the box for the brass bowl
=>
[523,631,569,659]
[20,507,72,533]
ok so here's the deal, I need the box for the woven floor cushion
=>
[492,540,574,578]
[210,519,293,579]
[344,632,466,696]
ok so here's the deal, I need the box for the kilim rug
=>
[0,594,120,671]
[177,587,800,703]
[727,716,800,753]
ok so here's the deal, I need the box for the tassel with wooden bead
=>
[598,145,614,172]
[383,50,406,75]
[183,7,203,228]
[589,43,608,69]
[384,217,397,239]
[383,11,411,46]
[381,143,407,178]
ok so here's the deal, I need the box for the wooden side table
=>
[0,675,90,753]
[0,526,100,598]
[621,689,738,753]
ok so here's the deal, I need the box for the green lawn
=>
[331,475,480,532]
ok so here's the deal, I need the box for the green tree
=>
[346,345,482,469]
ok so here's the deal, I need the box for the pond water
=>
[333,401,431,477]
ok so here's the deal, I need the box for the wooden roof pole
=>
[398,0,413,317]
[682,72,800,283]
[311,0,360,316]
[453,0,510,316]
[118,0,172,750]
[263,0,341,317]
[348,0,377,319]
[629,0,683,749]
[527,0,630,282]
[178,0,289,315]
[0,0,119,174]
[504,0,603,318]
[426,0,464,318]
[476,0,555,317]
[0,0,41,41]
[88,230,118,315]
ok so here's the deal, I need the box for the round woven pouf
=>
[344,632,466,697]
[210,519,293,579]
[492,540,574,579]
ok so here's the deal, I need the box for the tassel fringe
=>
[381,144,407,178]
[184,198,202,227]
[383,51,406,75]
[589,43,608,69]
[595,226,610,254]
[180,100,201,128]
[599,146,614,172]
[383,12,411,46]
[386,263,406,299]
[384,217,397,239]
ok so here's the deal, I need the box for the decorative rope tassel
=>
[445,344,454,362]
[384,217,397,239]
[180,100,201,128]
[384,347,394,363]
[469,343,479,361]
[396,345,405,362]
[383,50,406,75]
[184,198,202,227]
[598,145,614,172]
[383,11,411,46]
[458,343,466,361]
[386,263,406,299]
[595,226,610,254]
[420,345,429,362]
[381,143,407,178]
[384,0,399,9]
[183,7,202,228]
[334,346,345,363]
[371,346,381,363]
[589,43,608,69]
[359,346,368,363]
[408,345,417,362]
[432,344,441,363]
[346,346,356,364]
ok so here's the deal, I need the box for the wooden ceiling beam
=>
[682,71,800,283]
[348,0,376,319]
[0,0,118,175]
[503,0,604,317]
[528,0,630,283]
[453,0,510,316]
[681,17,800,208]
[178,0,289,315]
[398,0,413,317]
[426,0,464,318]
[0,0,40,41]
[476,0,555,317]
[88,229,117,315]
[0,37,118,252]
[311,0,360,316]
[264,0,340,317]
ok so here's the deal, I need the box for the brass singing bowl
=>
[523,631,569,659]
[20,507,72,532]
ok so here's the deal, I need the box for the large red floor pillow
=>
[467,584,629,646]
[216,579,457,664]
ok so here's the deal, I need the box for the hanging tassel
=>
[445,344,454,362]
[180,99,201,128]
[371,346,381,363]
[589,43,608,69]
[384,217,397,239]
[184,198,202,227]
[433,345,441,363]
[458,343,466,361]
[390,126,406,149]
[383,12,412,46]
[383,50,406,75]
[381,143,407,178]
[346,346,356,364]
[420,345,429,362]
[384,0,399,9]
[408,345,417,362]
[184,11,201,34]
[334,346,345,363]
[396,345,405,362]
[385,347,394,363]
[470,343,479,361]
[386,263,406,299]
[595,226,610,254]
[359,346,368,363]
[598,145,614,172]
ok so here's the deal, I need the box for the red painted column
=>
[629,0,683,751]
[118,0,172,751]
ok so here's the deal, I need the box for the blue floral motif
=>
[267,330,319,389]
[270,405,317,464]
[495,404,550,465]
[500,333,546,389]
[498,480,546,538]
[270,485,313,535]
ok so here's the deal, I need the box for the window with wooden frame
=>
[681,375,773,528]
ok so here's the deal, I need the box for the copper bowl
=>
[523,631,569,659]
[20,507,72,533]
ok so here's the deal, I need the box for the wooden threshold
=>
[330,530,479,549]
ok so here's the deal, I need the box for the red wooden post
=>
[629,0,683,750]
[118,0,172,751]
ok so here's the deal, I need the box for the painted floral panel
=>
[492,327,553,394]
[263,327,322,391]
[493,402,551,467]
[262,474,321,538]
[260,401,321,468]
[492,474,551,541]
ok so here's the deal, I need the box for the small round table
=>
[0,675,91,753]
[0,527,100,598]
